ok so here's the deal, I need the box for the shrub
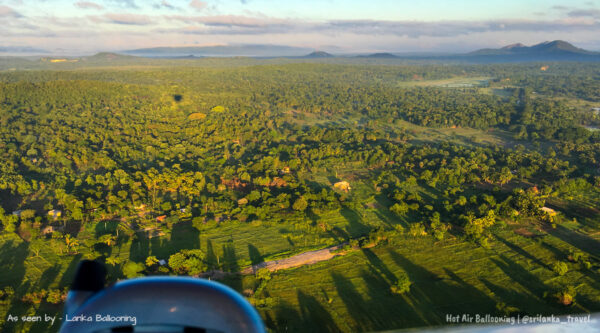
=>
[554,286,576,306]
[391,272,412,294]
[552,261,569,276]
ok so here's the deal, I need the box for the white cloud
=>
[75,1,104,10]
[189,0,207,11]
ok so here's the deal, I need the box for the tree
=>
[408,223,426,237]
[46,289,63,304]
[169,249,207,275]
[64,234,79,254]
[123,261,145,278]
[390,202,409,216]
[145,256,159,267]
[30,242,42,257]
[292,197,308,211]
[554,286,576,306]
[464,210,496,241]
[99,234,117,247]
[106,256,122,266]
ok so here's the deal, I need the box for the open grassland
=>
[396,76,492,88]
[254,226,600,332]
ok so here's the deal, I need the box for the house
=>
[179,208,187,213]
[158,259,167,266]
[333,181,351,192]
[42,226,54,235]
[592,107,600,114]
[11,210,22,217]
[279,166,291,175]
[540,66,549,71]
[47,210,62,219]
[156,215,167,222]
[540,207,557,217]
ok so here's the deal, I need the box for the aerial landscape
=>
[1,0,600,332]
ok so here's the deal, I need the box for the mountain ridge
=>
[469,40,598,56]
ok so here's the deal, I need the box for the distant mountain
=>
[468,40,598,60]
[124,44,313,58]
[0,46,48,54]
[303,51,334,58]
[359,52,399,59]
[82,52,140,61]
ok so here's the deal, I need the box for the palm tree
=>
[100,234,117,247]
[64,234,79,254]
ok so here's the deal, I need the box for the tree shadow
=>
[495,234,549,269]
[306,207,322,226]
[94,220,119,238]
[374,194,407,228]
[149,235,171,260]
[222,243,239,273]
[38,264,61,290]
[297,290,341,332]
[479,278,530,315]
[169,220,200,252]
[248,244,264,265]
[128,231,150,262]
[329,226,350,241]
[2,281,32,333]
[58,253,83,289]
[490,254,555,312]
[205,239,218,270]
[546,225,600,257]
[0,240,29,332]
[222,243,242,291]
[93,242,112,257]
[30,302,62,333]
[268,300,302,332]
[340,206,370,237]
[331,272,371,332]
[0,241,29,289]
[539,240,566,259]
[387,250,497,326]
[361,248,396,283]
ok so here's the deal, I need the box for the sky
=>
[1,0,600,55]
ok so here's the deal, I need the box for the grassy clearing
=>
[396,77,492,88]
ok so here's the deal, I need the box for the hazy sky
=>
[1,0,600,55]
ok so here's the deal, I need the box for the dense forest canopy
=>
[0,60,599,332]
